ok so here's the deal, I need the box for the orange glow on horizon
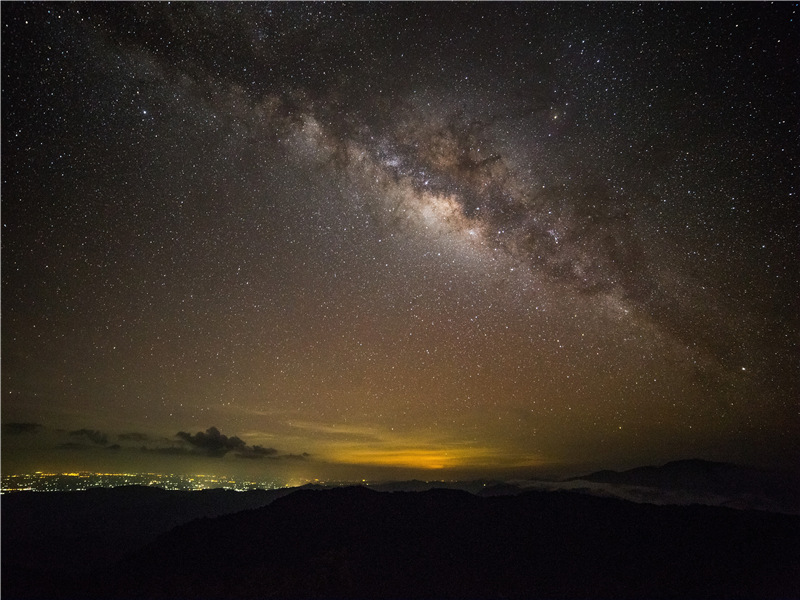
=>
[331,445,543,471]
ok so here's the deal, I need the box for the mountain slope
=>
[1,486,292,578]
[72,486,800,599]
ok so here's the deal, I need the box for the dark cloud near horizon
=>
[119,432,151,442]
[236,445,279,460]
[58,442,91,451]
[281,453,311,461]
[176,426,246,458]
[236,448,310,461]
[170,427,307,461]
[141,445,195,456]
[3,422,43,435]
[130,428,304,460]
[69,429,109,446]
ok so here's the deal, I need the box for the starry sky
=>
[2,2,798,483]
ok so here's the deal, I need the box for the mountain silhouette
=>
[567,459,800,512]
[44,486,800,599]
[1,485,293,594]
[4,470,799,599]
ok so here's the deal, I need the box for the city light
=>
[0,472,286,493]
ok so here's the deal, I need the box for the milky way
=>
[2,3,797,480]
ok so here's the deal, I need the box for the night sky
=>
[2,2,798,483]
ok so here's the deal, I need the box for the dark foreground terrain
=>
[3,484,799,599]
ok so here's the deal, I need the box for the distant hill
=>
[563,459,800,513]
[10,485,795,599]
[574,459,773,489]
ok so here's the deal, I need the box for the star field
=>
[2,3,797,481]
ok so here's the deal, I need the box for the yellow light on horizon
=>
[331,445,542,471]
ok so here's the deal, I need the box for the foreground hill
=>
[14,485,796,599]
[1,486,292,583]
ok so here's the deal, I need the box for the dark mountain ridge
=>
[4,462,799,599]
[574,459,780,488]
[1,485,293,578]
[11,485,797,600]
[565,459,800,511]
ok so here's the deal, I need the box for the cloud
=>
[280,452,311,461]
[236,445,279,460]
[176,426,246,458]
[134,426,307,461]
[2,422,43,435]
[58,442,90,451]
[119,432,151,442]
[69,429,109,445]
[141,445,195,456]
